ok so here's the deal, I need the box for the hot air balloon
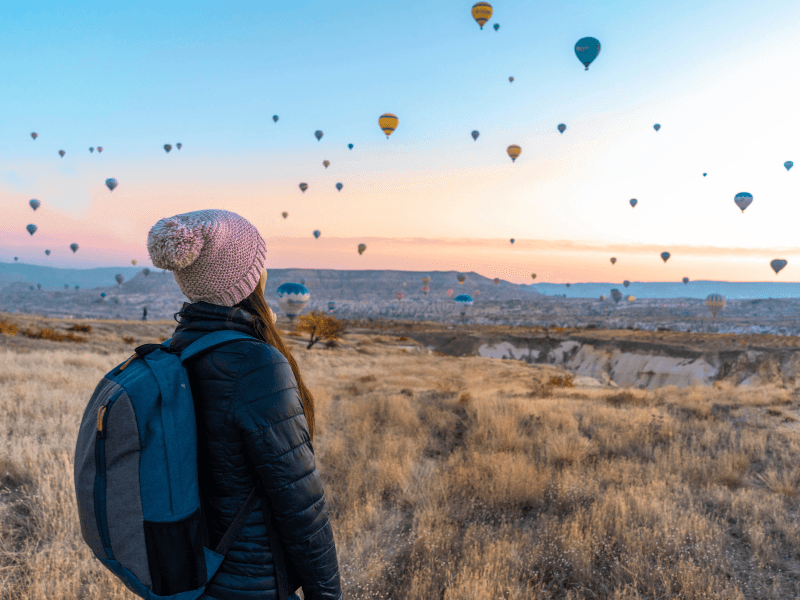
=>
[566,283,571,288]
[653,124,661,132]
[74,285,79,290]
[143,268,150,276]
[31,132,38,140]
[454,294,473,315]
[734,192,753,213]
[100,293,106,298]
[89,147,94,153]
[282,211,288,219]
[610,257,616,265]
[336,183,343,191]
[531,273,536,280]
[630,198,637,208]
[115,274,125,285]
[683,277,689,285]
[422,276,431,285]
[471,2,492,29]
[314,130,323,141]
[29,199,40,211]
[26,224,37,236]
[703,173,707,177]
[273,115,279,123]
[97,147,103,153]
[660,252,670,263]
[358,243,366,255]
[348,143,353,150]
[510,238,515,244]
[313,230,321,239]
[396,292,404,300]
[558,124,566,134]
[131,259,138,266]
[105,178,118,191]
[45,250,50,256]
[705,294,726,318]
[508,76,514,83]
[447,289,454,297]
[58,150,65,158]
[575,37,601,70]
[471,130,480,141]
[785,161,793,171]
[611,289,622,303]
[599,295,606,301]
[323,160,330,168]
[164,144,172,153]
[770,259,787,275]
[174,143,182,150]
[64,284,69,289]
[70,243,79,253]
[13,257,17,262]
[379,113,398,138]
[457,274,466,285]
[36,283,41,290]
[493,23,499,31]
[422,286,430,294]
[299,183,308,193]
[623,280,630,288]
[507,145,521,162]
[328,301,336,313]
[277,282,310,319]
[493,278,500,285]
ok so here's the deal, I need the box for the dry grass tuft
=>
[0,318,20,335]
[121,336,135,344]
[66,325,92,333]
[20,328,86,343]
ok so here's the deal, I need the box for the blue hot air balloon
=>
[328,301,336,313]
[703,173,707,177]
[574,37,601,70]
[471,130,480,141]
[106,178,118,191]
[100,292,106,298]
[336,182,343,191]
[70,243,79,253]
[26,224,37,236]
[660,252,671,263]
[273,115,279,123]
[276,282,310,319]
[509,238,515,244]
[313,230,321,239]
[734,192,753,213]
[785,161,794,171]
[454,294,474,316]
[630,198,637,208]
[653,124,661,131]
[348,143,353,150]
[770,259,787,275]
[45,249,50,256]
[558,124,566,134]
[493,23,499,31]
[315,130,323,141]
[29,199,40,211]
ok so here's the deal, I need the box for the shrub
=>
[0,319,19,336]
[67,324,92,332]
[547,374,574,388]
[122,336,135,344]
[295,311,347,349]
[20,328,86,343]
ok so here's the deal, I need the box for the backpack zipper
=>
[94,390,122,555]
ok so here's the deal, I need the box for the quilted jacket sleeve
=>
[232,342,342,600]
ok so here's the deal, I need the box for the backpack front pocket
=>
[143,506,208,595]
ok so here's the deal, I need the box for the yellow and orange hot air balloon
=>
[378,113,398,138]
[507,145,521,162]
[471,2,493,29]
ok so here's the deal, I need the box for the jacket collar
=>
[169,301,259,352]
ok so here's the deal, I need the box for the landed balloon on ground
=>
[785,161,793,171]
[336,182,343,191]
[575,37,601,70]
[471,2,492,29]
[313,230,321,239]
[115,274,125,285]
[276,283,310,319]
[314,130,323,141]
[379,113,398,138]
[323,160,330,168]
[106,178,118,191]
[26,224,37,236]
[30,199,40,211]
[734,192,753,213]
[164,144,172,153]
[507,145,521,162]
[630,198,637,208]
[558,123,566,134]
[357,243,366,255]
[471,130,480,141]
[705,294,726,318]
[770,259,787,274]
[660,251,671,263]
[299,182,308,192]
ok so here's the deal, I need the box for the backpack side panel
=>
[74,376,124,560]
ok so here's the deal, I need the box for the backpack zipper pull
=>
[97,406,107,439]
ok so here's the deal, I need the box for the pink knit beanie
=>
[147,209,268,306]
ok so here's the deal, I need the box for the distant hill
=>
[533,281,800,300]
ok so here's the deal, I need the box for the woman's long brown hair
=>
[233,284,316,441]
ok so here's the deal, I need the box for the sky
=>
[1,0,798,284]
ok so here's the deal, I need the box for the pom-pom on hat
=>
[147,209,267,306]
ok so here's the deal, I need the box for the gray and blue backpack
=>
[73,330,291,600]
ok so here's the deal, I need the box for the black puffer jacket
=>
[170,301,342,600]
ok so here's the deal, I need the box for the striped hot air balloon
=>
[378,113,398,138]
[471,2,492,29]
[507,145,521,162]
[705,294,726,318]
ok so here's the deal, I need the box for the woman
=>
[147,209,342,600]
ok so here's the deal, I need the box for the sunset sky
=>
[1,0,798,284]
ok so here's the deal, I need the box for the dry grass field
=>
[1,312,799,599]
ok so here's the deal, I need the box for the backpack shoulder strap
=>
[178,330,259,365]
